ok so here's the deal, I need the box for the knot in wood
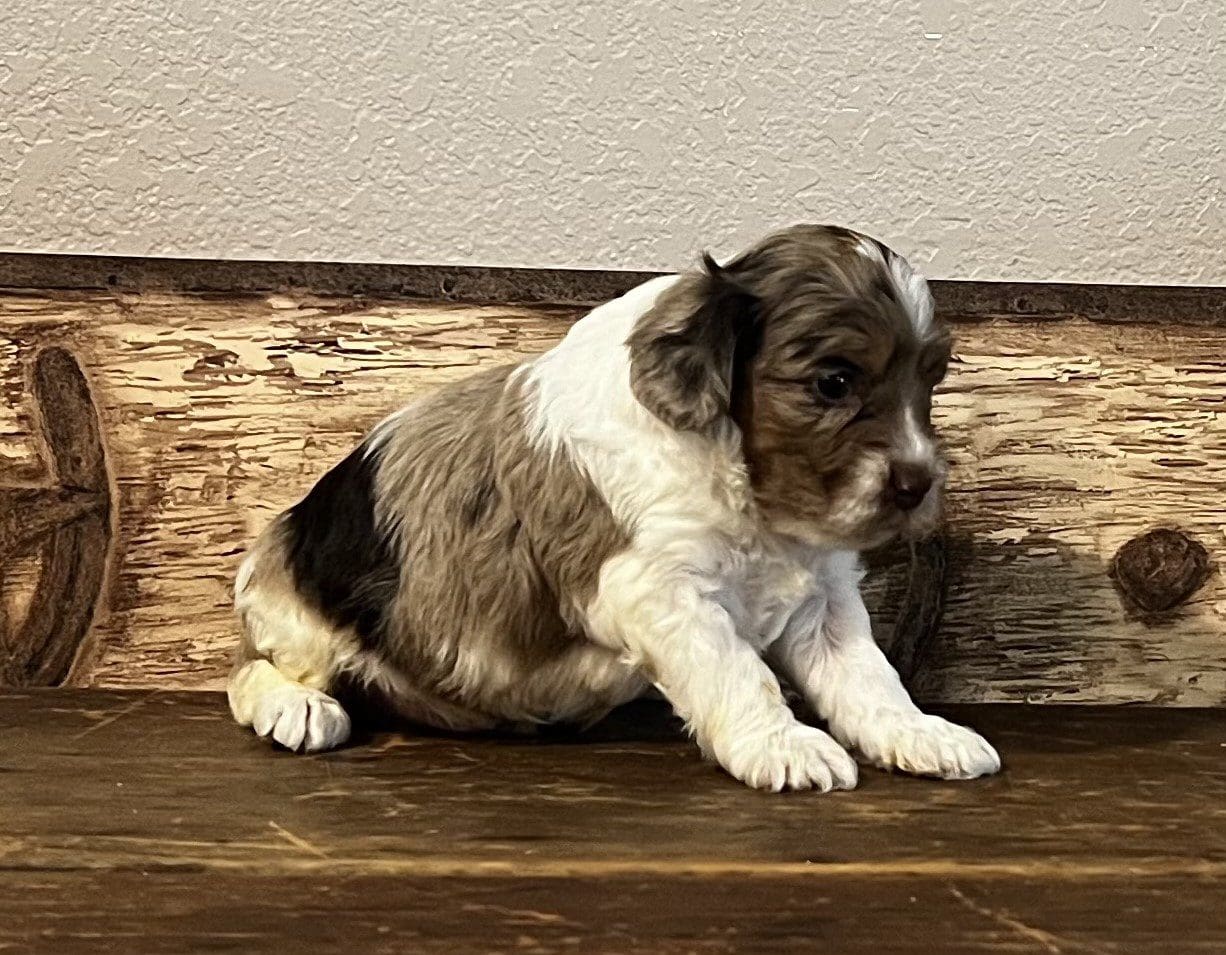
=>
[1111,528,1211,614]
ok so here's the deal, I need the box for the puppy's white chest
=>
[735,543,831,652]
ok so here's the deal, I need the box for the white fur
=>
[856,236,934,334]
[900,405,936,463]
[229,659,351,753]
[768,551,999,779]
[232,546,356,689]
[888,253,934,334]
[855,237,883,263]
[228,541,357,752]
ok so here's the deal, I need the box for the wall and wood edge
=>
[0,253,1223,703]
[6,1,1225,288]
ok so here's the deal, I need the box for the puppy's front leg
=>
[590,556,857,792]
[770,565,1000,780]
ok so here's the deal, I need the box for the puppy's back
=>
[241,360,631,723]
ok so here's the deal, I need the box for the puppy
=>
[228,224,1001,791]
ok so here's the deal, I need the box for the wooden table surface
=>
[2,690,1224,953]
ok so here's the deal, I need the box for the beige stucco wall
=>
[2,1,1222,283]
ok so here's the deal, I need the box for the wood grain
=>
[922,319,1225,704]
[0,288,1223,701]
[0,346,112,685]
[5,871,1222,954]
[1,690,1224,953]
[5,690,1223,875]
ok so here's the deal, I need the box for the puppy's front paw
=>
[720,724,859,793]
[858,711,1000,780]
[250,685,351,754]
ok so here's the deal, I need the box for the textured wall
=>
[1,0,1223,283]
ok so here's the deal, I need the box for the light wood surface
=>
[0,288,1223,701]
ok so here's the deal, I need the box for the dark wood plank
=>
[2,871,1222,954]
[2,691,1225,952]
[1,690,1224,873]
[4,250,1226,325]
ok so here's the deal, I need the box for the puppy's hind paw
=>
[721,724,859,793]
[250,685,351,754]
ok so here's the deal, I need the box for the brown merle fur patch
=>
[368,366,631,703]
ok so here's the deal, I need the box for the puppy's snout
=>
[888,462,934,512]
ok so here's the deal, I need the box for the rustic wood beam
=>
[0,347,112,687]
[0,288,1222,701]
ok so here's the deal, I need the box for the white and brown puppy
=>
[228,224,1001,792]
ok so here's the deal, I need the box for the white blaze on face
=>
[899,404,937,466]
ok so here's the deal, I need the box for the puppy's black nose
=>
[889,463,933,511]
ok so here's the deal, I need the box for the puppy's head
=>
[628,224,952,550]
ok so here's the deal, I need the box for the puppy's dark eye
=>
[814,369,855,402]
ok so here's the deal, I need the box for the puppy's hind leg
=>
[227,545,353,754]
[229,657,351,754]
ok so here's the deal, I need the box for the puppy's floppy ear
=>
[627,253,760,433]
